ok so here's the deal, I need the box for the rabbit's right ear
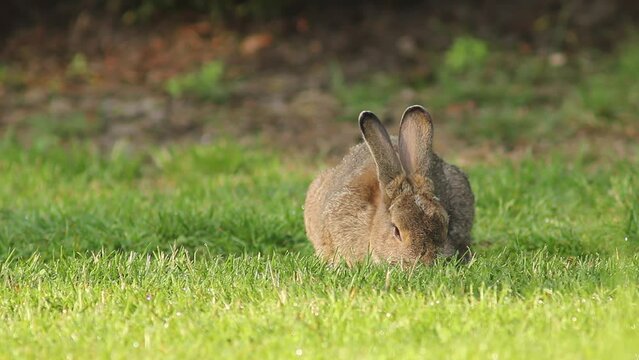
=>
[398,105,434,177]
[359,111,403,187]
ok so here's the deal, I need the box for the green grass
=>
[1,134,638,358]
[330,63,402,121]
[0,137,308,258]
[329,36,639,149]
[165,60,230,103]
[2,251,638,359]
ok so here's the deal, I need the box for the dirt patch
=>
[1,6,637,165]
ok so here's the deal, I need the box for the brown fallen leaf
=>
[240,33,273,56]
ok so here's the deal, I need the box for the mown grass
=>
[0,136,308,258]
[1,133,638,358]
[2,251,638,359]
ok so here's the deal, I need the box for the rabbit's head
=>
[360,105,450,265]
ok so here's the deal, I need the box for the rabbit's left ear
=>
[399,105,434,176]
[359,111,403,187]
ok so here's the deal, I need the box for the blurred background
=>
[1,0,638,162]
[2,3,639,356]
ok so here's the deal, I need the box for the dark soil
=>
[1,4,637,163]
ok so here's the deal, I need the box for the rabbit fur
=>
[304,105,474,266]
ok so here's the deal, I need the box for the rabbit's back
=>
[304,142,379,261]
[304,136,474,262]
[431,159,475,257]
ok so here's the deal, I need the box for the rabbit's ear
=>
[359,111,402,186]
[399,105,434,176]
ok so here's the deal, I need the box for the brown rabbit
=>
[304,105,474,266]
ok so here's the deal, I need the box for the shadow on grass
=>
[0,134,637,261]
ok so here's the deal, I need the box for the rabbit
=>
[304,105,474,266]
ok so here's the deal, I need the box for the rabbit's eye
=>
[392,224,402,241]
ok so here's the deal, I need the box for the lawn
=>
[1,135,638,359]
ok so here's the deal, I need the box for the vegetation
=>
[442,36,489,75]
[66,53,91,80]
[2,5,639,355]
[328,36,639,149]
[1,132,637,358]
[121,0,297,23]
[165,61,230,102]
[330,63,402,121]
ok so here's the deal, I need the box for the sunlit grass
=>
[0,135,638,358]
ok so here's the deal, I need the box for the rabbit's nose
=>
[420,249,436,266]
[439,242,456,258]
